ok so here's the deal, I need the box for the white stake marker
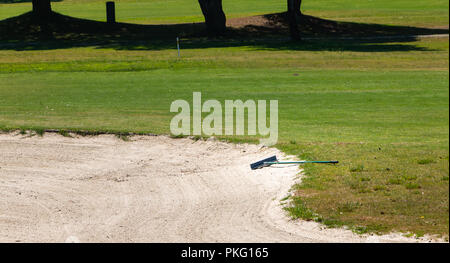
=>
[177,37,181,58]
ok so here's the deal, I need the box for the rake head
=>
[250,155,278,170]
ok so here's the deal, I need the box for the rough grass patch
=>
[373,185,386,191]
[405,182,421,190]
[350,164,365,172]
[280,195,291,202]
[284,197,318,221]
[402,174,418,181]
[388,176,403,185]
[33,128,45,136]
[58,130,72,138]
[338,201,361,213]
[115,133,130,141]
[417,159,436,165]
[359,176,371,182]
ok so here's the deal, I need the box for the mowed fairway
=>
[0,0,449,238]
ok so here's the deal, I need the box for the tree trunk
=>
[294,0,302,16]
[198,0,226,35]
[32,0,53,38]
[32,0,52,19]
[287,0,302,40]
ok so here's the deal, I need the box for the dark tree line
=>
[30,0,303,39]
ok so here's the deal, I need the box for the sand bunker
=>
[0,133,428,243]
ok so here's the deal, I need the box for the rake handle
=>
[264,161,339,164]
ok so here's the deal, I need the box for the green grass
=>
[0,0,448,237]
[0,38,448,237]
[0,0,448,27]
[0,67,448,142]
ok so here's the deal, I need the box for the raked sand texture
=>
[0,133,430,243]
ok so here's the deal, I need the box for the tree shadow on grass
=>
[102,37,433,53]
[0,11,447,52]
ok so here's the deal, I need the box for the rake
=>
[250,155,338,170]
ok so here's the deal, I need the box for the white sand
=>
[0,132,433,243]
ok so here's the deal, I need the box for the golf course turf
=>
[0,0,448,238]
